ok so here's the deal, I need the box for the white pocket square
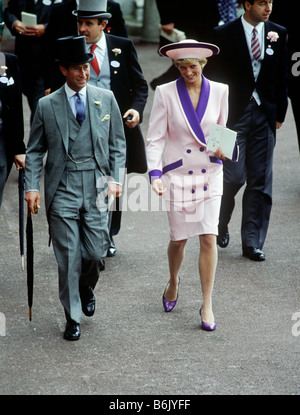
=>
[101,114,110,122]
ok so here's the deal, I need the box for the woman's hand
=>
[152,179,166,196]
[215,146,226,160]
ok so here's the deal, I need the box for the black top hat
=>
[55,36,94,65]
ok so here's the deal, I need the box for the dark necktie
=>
[251,28,261,60]
[75,92,85,126]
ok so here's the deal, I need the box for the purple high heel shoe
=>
[162,276,180,312]
[199,307,216,331]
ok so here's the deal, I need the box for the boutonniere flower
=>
[94,101,101,106]
[267,31,279,42]
[112,48,121,56]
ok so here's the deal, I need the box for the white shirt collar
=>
[89,33,106,51]
[242,14,264,37]
[64,83,87,98]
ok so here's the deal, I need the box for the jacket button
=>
[188,170,193,174]
[187,149,191,153]
[201,169,206,173]
[199,147,204,152]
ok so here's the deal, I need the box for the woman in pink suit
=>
[147,40,233,331]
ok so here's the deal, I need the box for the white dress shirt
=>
[88,34,107,68]
[241,15,264,105]
[64,83,87,118]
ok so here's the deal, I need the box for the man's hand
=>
[14,154,26,170]
[161,23,175,35]
[13,20,25,34]
[25,191,40,214]
[14,21,46,37]
[123,109,140,129]
[108,182,122,198]
[23,24,46,37]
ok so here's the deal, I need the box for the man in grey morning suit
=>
[25,36,126,341]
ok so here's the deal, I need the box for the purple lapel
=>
[176,75,210,146]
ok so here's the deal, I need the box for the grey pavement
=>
[0,39,299,398]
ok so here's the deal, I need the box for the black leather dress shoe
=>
[64,320,80,341]
[107,244,117,257]
[80,286,95,317]
[242,247,265,261]
[217,231,230,248]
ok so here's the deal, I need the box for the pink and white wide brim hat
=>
[159,39,219,60]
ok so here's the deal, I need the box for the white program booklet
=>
[21,11,37,26]
[207,123,238,161]
[159,27,186,43]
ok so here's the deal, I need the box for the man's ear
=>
[59,65,68,77]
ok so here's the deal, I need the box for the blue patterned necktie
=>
[75,92,85,126]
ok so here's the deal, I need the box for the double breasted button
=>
[187,149,191,153]
[199,147,204,152]
[188,170,193,175]
[201,169,206,173]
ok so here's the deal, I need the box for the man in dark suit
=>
[150,0,220,89]
[270,0,300,153]
[208,0,288,260]
[0,51,25,207]
[25,35,126,340]
[4,0,57,122]
[76,0,148,257]
[43,0,128,93]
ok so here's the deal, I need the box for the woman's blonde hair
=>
[173,58,207,69]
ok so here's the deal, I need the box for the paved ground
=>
[0,39,299,399]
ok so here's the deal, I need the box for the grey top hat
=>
[55,36,94,65]
[73,0,112,19]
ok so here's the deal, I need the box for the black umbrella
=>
[18,169,25,271]
[26,208,34,321]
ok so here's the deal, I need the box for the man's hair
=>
[243,0,255,8]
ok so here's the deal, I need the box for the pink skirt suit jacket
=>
[146,75,229,241]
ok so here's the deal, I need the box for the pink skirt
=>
[165,195,221,241]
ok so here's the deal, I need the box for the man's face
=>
[245,1,273,25]
[60,63,90,92]
[78,18,107,44]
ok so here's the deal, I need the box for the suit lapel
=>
[86,85,107,150]
[258,22,277,81]
[105,35,122,90]
[51,87,69,153]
